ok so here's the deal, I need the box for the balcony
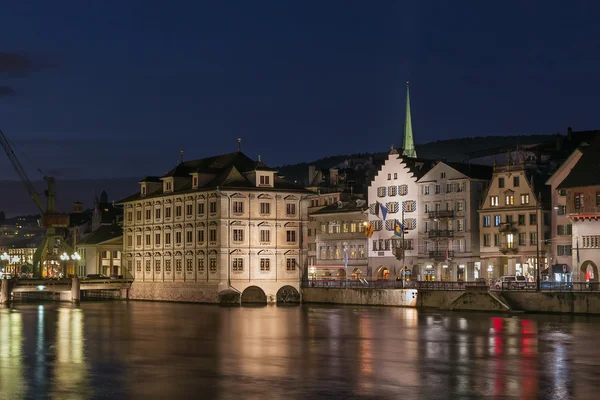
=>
[499,246,519,255]
[498,223,518,233]
[429,250,455,260]
[428,210,454,219]
[428,230,454,238]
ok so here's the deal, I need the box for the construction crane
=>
[0,129,70,277]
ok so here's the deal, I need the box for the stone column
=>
[0,279,10,304]
[71,276,81,303]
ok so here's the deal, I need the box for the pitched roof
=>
[444,162,493,180]
[117,151,311,203]
[311,198,368,215]
[77,224,122,246]
[399,156,437,180]
[558,135,600,189]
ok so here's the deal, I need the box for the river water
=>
[0,302,598,399]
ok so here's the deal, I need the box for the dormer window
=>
[141,184,147,196]
[260,175,270,185]
[257,173,274,187]
[164,179,173,193]
[192,174,198,188]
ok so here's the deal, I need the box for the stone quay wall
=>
[128,282,221,303]
[501,291,600,314]
[302,288,419,307]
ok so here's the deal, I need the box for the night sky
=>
[1,1,599,181]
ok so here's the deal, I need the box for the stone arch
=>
[351,268,362,279]
[276,286,300,303]
[376,266,390,280]
[218,289,241,305]
[581,260,598,282]
[241,286,267,304]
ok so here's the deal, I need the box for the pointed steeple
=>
[402,81,417,158]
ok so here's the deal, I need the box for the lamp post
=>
[0,252,9,277]
[60,252,70,278]
[70,252,81,277]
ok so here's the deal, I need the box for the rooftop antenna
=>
[179,149,184,164]
[238,137,241,152]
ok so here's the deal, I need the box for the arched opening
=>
[376,266,390,280]
[241,286,267,304]
[351,268,362,280]
[276,285,300,304]
[337,268,346,278]
[581,260,599,284]
[321,269,332,277]
[218,289,241,305]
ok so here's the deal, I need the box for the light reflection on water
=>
[0,303,597,399]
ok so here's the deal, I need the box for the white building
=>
[118,150,311,303]
[367,148,434,279]
[76,225,123,277]
[309,198,368,280]
[416,161,492,281]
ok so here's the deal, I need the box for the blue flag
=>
[344,250,349,268]
[379,203,388,221]
[393,219,404,237]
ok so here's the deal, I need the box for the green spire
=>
[402,81,417,158]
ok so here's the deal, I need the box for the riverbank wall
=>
[128,282,220,303]
[302,287,418,307]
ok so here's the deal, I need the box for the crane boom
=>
[0,129,45,213]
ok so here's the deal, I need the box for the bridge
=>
[2,278,133,303]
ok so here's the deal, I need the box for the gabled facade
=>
[367,149,434,279]
[478,164,550,280]
[76,224,123,277]
[416,161,491,281]
[117,151,311,302]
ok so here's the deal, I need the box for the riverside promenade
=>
[302,280,600,315]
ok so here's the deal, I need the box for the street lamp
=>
[71,252,81,277]
[60,252,70,278]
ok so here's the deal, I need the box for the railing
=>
[429,250,455,259]
[428,230,454,238]
[302,279,406,289]
[428,210,454,219]
[15,278,133,288]
[491,281,600,292]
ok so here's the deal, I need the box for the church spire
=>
[402,81,417,158]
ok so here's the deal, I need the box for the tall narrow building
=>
[402,81,417,158]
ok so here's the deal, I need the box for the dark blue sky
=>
[1,1,599,180]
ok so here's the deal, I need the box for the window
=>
[518,233,526,246]
[127,260,132,271]
[505,195,514,205]
[259,175,270,185]
[494,215,501,227]
[136,235,142,246]
[286,230,296,243]
[597,192,600,207]
[198,259,205,272]
[441,172,446,179]
[286,203,297,216]
[233,229,244,242]
[175,206,182,217]
[574,193,584,209]
[175,231,182,244]
[127,211,132,222]
[209,258,217,272]
[498,177,505,188]
[530,232,537,245]
[260,202,270,214]
[518,214,525,226]
[260,229,270,242]
[101,251,108,259]
[136,210,142,221]
[232,258,243,272]
[521,194,530,205]
[320,246,326,259]
[557,205,566,215]
[513,176,520,187]
[127,235,133,247]
[482,216,491,227]
[567,224,572,235]
[394,173,398,179]
[260,258,270,272]
[387,173,391,180]
[186,231,193,243]
[422,185,430,195]
[529,213,537,225]
[372,240,377,251]
[166,181,172,191]
[186,259,193,272]
[490,196,499,207]
[506,233,514,248]
[155,260,161,273]
[145,234,151,246]
[457,201,464,212]
[399,185,408,196]
[286,258,297,271]
[557,245,572,256]
[165,207,171,218]
[457,219,464,231]
[145,209,151,220]
[506,214,513,224]
[557,225,565,235]
[193,176,198,187]
[176,259,182,272]
[155,233,161,245]
[198,203,205,215]
[155,208,161,219]
[377,187,386,197]
[232,201,244,214]
[209,201,217,213]
[186,204,193,216]
[494,234,500,247]
[136,260,141,272]
[388,186,397,196]
[435,185,441,194]
[358,245,365,258]
[197,229,204,242]
[145,260,151,272]
[165,232,171,245]
[209,228,217,242]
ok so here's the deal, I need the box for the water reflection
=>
[0,303,596,399]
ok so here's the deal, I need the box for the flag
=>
[393,219,404,237]
[577,237,580,264]
[365,223,375,238]
[379,203,388,221]
[344,250,349,269]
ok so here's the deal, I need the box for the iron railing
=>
[491,281,600,292]
[428,230,454,238]
[429,250,455,259]
[428,210,454,219]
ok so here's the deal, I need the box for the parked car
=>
[86,274,108,280]
[494,275,527,290]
